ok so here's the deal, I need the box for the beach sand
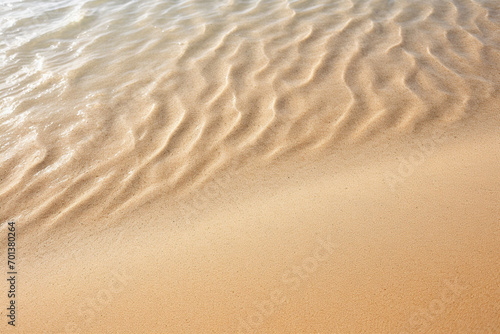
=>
[0,0,499,332]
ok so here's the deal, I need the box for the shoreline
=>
[5,120,499,333]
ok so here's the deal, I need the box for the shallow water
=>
[1,0,500,226]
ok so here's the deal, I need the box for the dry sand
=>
[1,0,499,332]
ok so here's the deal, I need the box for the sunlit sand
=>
[0,0,499,332]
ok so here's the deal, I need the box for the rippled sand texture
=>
[1,0,500,227]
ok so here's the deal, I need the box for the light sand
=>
[2,121,499,333]
[0,0,499,332]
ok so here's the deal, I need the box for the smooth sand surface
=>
[3,121,499,333]
[0,0,499,332]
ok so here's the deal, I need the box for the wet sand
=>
[3,120,498,333]
[0,0,499,332]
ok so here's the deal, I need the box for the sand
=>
[0,0,499,332]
